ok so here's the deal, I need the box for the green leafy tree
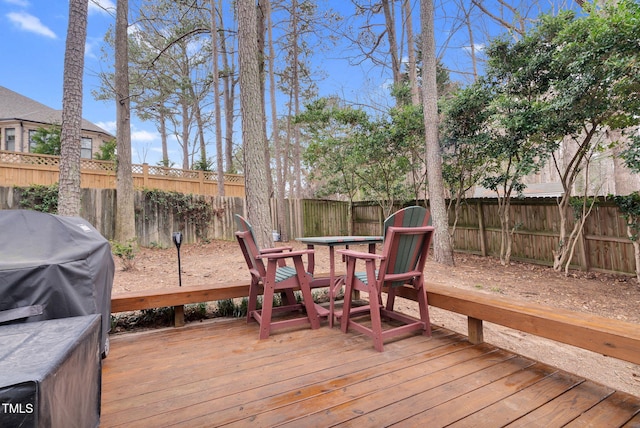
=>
[621,136,640,175]
[542,1,640,271]
[192,157,213,172]
[478,16,563,265]
[470,0,640,268]
[357,117,415,217]
[298,98,368,233]
[299,98,418,218]
[298,99,366,199]
[385,104,428,202]
[30,126,61,156]
[94,138,117,161]
[440,82,494,242]
[96,0,213,170]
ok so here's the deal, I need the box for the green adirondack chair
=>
[337,206,434,351]
[234,215,320,339]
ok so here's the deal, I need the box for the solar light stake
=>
[173,232,183,287]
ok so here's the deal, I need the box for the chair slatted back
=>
[381,206,431,285]
[235,214,258,247]
[383,206,431,238]
[234,215,267,278]
[379,225,434,288]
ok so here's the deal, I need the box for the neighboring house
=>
[471,129,640,199]
[520,129,640,197]
[0,85,113,159]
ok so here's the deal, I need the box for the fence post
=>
[142,163,149,188]
[198,170,204,195]
[477,202,487,257]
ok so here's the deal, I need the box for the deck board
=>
[101,318,640,427]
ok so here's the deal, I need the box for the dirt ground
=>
[112,239,640,397]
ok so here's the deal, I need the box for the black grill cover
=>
[0,315,101,427]
[0,209,114,355]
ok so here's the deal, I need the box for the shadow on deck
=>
[101,318,640,427]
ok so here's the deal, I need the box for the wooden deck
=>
[101,318,640,427]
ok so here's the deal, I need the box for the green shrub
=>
[111,239,138,271]
[17,183,59,213]
[215,298,249,318]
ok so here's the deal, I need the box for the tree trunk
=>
[114,0,136,244]
[382,0,401,91]
[463,3,479,80]
[630,226,640,284]
[238,0,272,248]
[421,0,454,265]
[553,194,571,270]
[190,84,207,167]
[553,131,597,271]
[58,0,87,217]
[265,0,287,240]
[403,0,420,105]
[211,0,225,196]
[180,95,190,170]
[291,0,302,198]
[257,1,274,197]
[503,197,512,265]
[218,0,235,173]
[160,110,169,166]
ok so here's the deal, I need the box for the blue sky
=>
[0,0,166,163]
[0,0,516,167]
[0,0,385,167]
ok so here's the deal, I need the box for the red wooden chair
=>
[234,215,320,339]
[338,208,434,351]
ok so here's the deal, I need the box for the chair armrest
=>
[337,249,385,261]
[257,249,314,260]
[260,246,293,254]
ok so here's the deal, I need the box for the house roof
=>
[0,85,113,137]
[472,182,565,198]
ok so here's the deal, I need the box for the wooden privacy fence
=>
[0,187,244,247]
[298,198,636,276]
[0,150,245,197]
[0,185,635,276]
[449,198,635,275]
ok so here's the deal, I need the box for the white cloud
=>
[94,123,159,144]
[89,0,116,15]
[7,12,56,39]
[85,40,98,59]
[463,43,485,54]
[3,0,30,6]
[95,121,116,134]
[132,129,159,143]
[381,78,394,91]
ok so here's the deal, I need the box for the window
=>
[28,130,38,152]
[5,128,15,151]
[81,137,92,159]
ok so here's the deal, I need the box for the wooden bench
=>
[111,283,250,327]
[110,280,640,366]
[395,282,640,367]
[110,271,336,326]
